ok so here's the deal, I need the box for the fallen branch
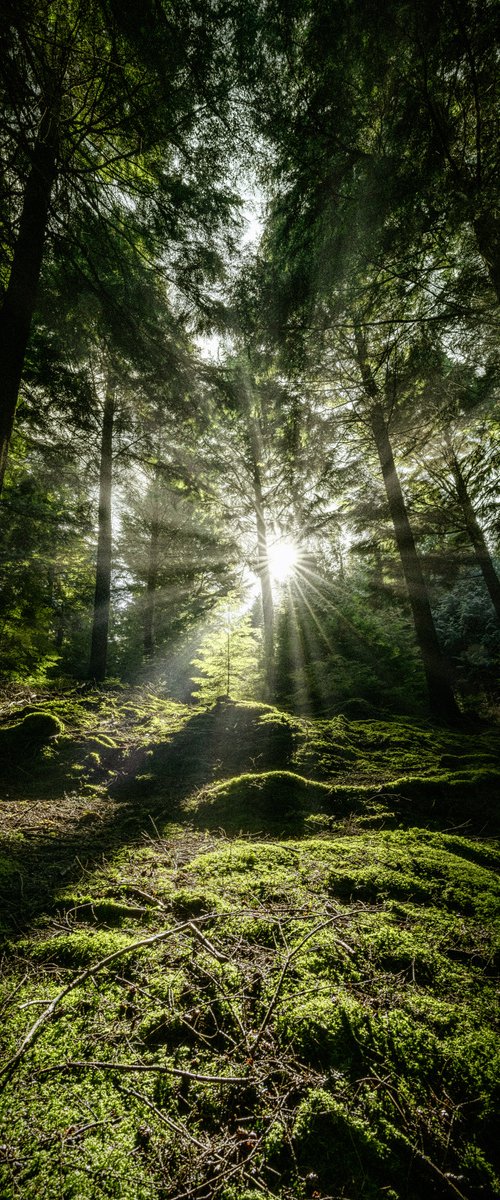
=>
[184,920,229,962]
[0,914,220,1092]
[251,907,362,1053]
[37,1059,250,1085]
[116,1083,225,1159]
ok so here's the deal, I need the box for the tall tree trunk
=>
[448,447,500,623]
[0,102,59,491]
[239,367,275,696]
[248,420,275,697]
[143,480,160,657]
[370,403,459,721]
[88,376,115,682]
[254,462,275,694]
[353,326,459,720]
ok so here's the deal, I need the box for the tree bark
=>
[370,403,459,721]
[248,419,275,696]
[354,325,459,720]
[254,465,275,692]
[449,448,500,624]
[239,367,275,696]
[0,101,59,491]
[88,376,115,682]
[143,480,160,657]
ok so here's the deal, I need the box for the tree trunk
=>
[88,376,115,682]
[254,473,275,693]
[143,482,160,657]
[239,368,275,696]
[449,449,500,623]
[0,103,59,491]
[353,325,459,720]
[249,423,275,696]
[370,403,459,721]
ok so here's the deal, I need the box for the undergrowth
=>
[0,688,498,1199]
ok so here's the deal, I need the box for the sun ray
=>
[290,576,335,651]
[267,536,298,583]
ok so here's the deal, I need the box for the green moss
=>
[186,770,339,834]
[20,929,141,967]
[188,830,500,919]
[170,886,227,918]
[0,711,63,756]
[0,689,499,1199]
[54,892,152,926]
[278,993,368,1068]
[0,852,19,883]
[291,1089,392,1196]
[81,735,119,753]
[462,1141,500,1192]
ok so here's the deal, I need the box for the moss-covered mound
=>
[185,762,500,836]
[1,691,498,824]
[185,769,338,833]
[0,710,63,758]
[111,701,302,799]
[0,688,498,1197]
[0,829,498,1200]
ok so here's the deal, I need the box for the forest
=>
[0,1,499,1198]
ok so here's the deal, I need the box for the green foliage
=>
[275,566,425,715]
[435,565,500,703]
[0,442,95,680]
[191,601,264,704]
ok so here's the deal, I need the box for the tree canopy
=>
[0,0,498,713]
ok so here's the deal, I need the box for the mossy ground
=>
[0,688,499,1198]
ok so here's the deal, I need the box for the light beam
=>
[268,536,298,583]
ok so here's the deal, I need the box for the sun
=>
[268,536,298,583]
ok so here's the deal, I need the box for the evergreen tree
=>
[0,0,244,488]
[191,597,263,705]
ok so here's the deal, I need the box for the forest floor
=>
[0,685,498,1200]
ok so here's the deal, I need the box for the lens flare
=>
[268,537,298,583]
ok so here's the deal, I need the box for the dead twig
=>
[413,1148,471,1200]
[116,1083,226,1160]
[0,913,221,1092]
[251,908,363,1053]
[37,1059,251,1085]
[183,920,229,962]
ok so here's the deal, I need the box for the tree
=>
[274,561,424,716]
[191,596,263,704]
[243,0,499,717]
[405,362,500,626]
[443,434,500,624]
[229,359,276,693]
[379,0,500,302]
[118,461,238,677]
[0,0,244,489]
[0,424,95,679]
[251,0,499,309]
[87,362,114,681]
